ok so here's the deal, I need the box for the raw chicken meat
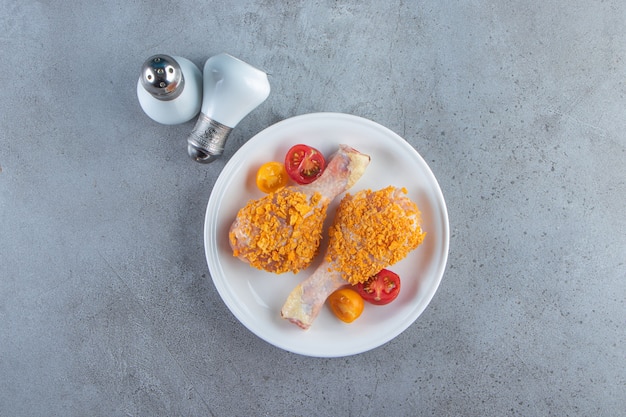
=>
[229,145,370,274]
[281,186,426,329]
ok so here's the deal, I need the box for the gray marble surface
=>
[1,1,624,416]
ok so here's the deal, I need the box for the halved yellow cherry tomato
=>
[327,288,364,323]
[256,161,289,193]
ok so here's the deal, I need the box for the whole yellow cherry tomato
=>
[327,288,364,323]
[256,161,289,193]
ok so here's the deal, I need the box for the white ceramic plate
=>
[204,113,449,357]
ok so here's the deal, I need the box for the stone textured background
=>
[1,0,624,415]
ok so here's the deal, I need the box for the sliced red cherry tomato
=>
[327,288,364,323]
[256,161,289,193]
[284,144,325,184]
[355,269,401,305]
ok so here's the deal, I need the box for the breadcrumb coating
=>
[229,188,327,274]
[326,186,426,285]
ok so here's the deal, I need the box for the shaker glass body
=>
[137,56,202,125]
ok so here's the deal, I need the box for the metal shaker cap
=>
[140,55,184,101]
[187,114,232,163]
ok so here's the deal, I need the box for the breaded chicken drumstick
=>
[281,186,426,329]
[229,145,370,274]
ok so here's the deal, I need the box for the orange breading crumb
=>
[229,188,327,274]
[326,186,426,285]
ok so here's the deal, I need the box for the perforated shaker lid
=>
[139,54,184,101]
